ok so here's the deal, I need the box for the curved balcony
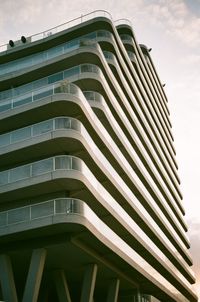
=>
[101,38,177,178]
[115,19,132,28]
[0,197,196,302]
[0,42,180,201]
[0,63,184,217]
[0,149,193,274]
[0,30,112,77]
[119,30,172,134]
[0,154,195,292]
[0,64,183,218]
[0,111,189,253]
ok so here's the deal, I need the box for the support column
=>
[107,279,120,302]
[0,254,18,302]
[80,264,98,302]
[22,248,46,302]
[135,289,141,302]
[53,270,72,302]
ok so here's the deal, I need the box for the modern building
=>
[0,10,197,302]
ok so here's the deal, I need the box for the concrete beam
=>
[0,254,18,302]
[107,279,120,302]
[53,270,72,302]
[80,264,98,302]
[22,248,46,302]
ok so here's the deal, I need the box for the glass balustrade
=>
[83,91,104,104]
[103,50,115,60]
[0,117,81,148]
[119,34,133,42]
[0,198,84,227]
[0,64,102,113]
[0,155,81,186]
[0,153,193,277]
[127,51,136,61]
[0,30,112,77]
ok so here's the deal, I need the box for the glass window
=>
[47,45,63,59]
[13,94,32,108]
[33,78,48,90]
[64,66,79,78]
[0,99,12,112]
[14,83,32,97]
[48,72,63,84]
[33,86,53,101]
[0,89,12,101]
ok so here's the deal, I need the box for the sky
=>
[0,0,200,298]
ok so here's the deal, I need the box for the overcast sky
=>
[0,0,200,298]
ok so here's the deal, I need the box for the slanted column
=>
[22,248,46,302]
[53,270,72,302]
[80,264,98,302]
[107,279,120,302]
[0,254,18,302]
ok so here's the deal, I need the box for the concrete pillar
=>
[80,264,98,302]
[0,254,18,302]
[22,248,46,302]
[107,279,120,302]
[135,289,141,302]
[53,270,72,302]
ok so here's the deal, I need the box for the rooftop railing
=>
[0,10,112,54]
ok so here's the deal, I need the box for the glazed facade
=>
[0,10,197,302]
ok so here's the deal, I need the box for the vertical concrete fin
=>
[0,254,18,302]
[107,279,120,302]
[80,263,98,302]
[53,270,72,302]
[22,248,46,302]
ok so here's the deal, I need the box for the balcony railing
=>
[0,64,103,113]
[0,30,112,77]
[0,117,81,148]
[119,34,133,43]
[0,198,84,228]
[0,155,83,186]
[83,91,104,104]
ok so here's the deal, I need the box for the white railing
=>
[0,198,83,228]
[0,117,81,148]
[0,64,102,113]
[0,10,112,53]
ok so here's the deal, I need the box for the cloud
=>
[142,0,200,47]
